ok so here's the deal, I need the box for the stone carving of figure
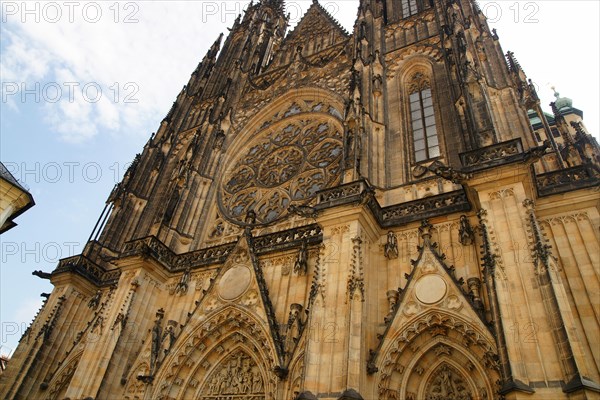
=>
[162,322,177,351]
[214,130,226,150]
[427,365,472,400]
[209,221,224,238]
[173,267,191,295]
[87,290,102,309]
[285,303,304,355]
[459,215,475,246]
[252,372,263,393]
[209,375,220,394]
[245,210,257,225]
[294,242,308,276]
[439,366,459,397]
[384,231,399,259]
[150,309,164,371]
[385,290,399,324]
[240,370,252,393]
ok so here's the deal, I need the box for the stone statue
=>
[150,309,164,372]
[245,210,256,225]
[87,290,102,310]
[294,242,308,276]
[173,267,191,295]
[426,365,473,400]
[384,231,399,259]
[459,215,475,246]
[385,290,400,324]
[162,322,177,351]
[286,303,304,353]
[214,130,226,150]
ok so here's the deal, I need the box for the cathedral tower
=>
[2,0,599,399]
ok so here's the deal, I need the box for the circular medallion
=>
[415,274,447,305]
[218,265,252,300]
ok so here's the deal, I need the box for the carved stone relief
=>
[425,364,473,400]
[199,351,266,399]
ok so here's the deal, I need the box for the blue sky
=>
[1,1,598,357]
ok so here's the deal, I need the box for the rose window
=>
[220,117,343,225]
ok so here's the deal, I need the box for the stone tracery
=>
[220,103,344,225]
[151,306,277,400]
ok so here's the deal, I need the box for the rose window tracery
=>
[220,114,343,225]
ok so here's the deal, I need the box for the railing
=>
[460,138,523,169]
[536,165,599,197]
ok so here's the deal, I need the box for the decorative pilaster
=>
[477,209,533,395]
[523,199,600,395]
[347,237,365,302]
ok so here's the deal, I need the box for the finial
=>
[552,86,560,99]
[522,199,535,211]
[419,220,433,241]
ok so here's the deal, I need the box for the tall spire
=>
[208,33,224,60]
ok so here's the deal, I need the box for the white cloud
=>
[1,1,231,142]
[1,0,597,142]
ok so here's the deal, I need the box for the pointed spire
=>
[419,220,433,243]
[505,51,523,74]
[208,33,224,60]
[260,0,285,14]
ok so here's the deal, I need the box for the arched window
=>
[401,0,418,18]
[408,73,439,162]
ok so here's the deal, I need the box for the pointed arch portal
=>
[150,306,278,400]
[376,314,500,400]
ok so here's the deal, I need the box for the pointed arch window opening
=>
[409,75,440,163]
[402,0,419,18]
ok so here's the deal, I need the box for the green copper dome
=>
[553,87,573,110]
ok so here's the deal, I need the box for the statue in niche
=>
[459,215,475,246]
[293,242,309,276]
[173,267,191,296]
[384,231,399,259]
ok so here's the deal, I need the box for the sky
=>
[0,0,598,357]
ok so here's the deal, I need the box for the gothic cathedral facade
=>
[2,0,599,399]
